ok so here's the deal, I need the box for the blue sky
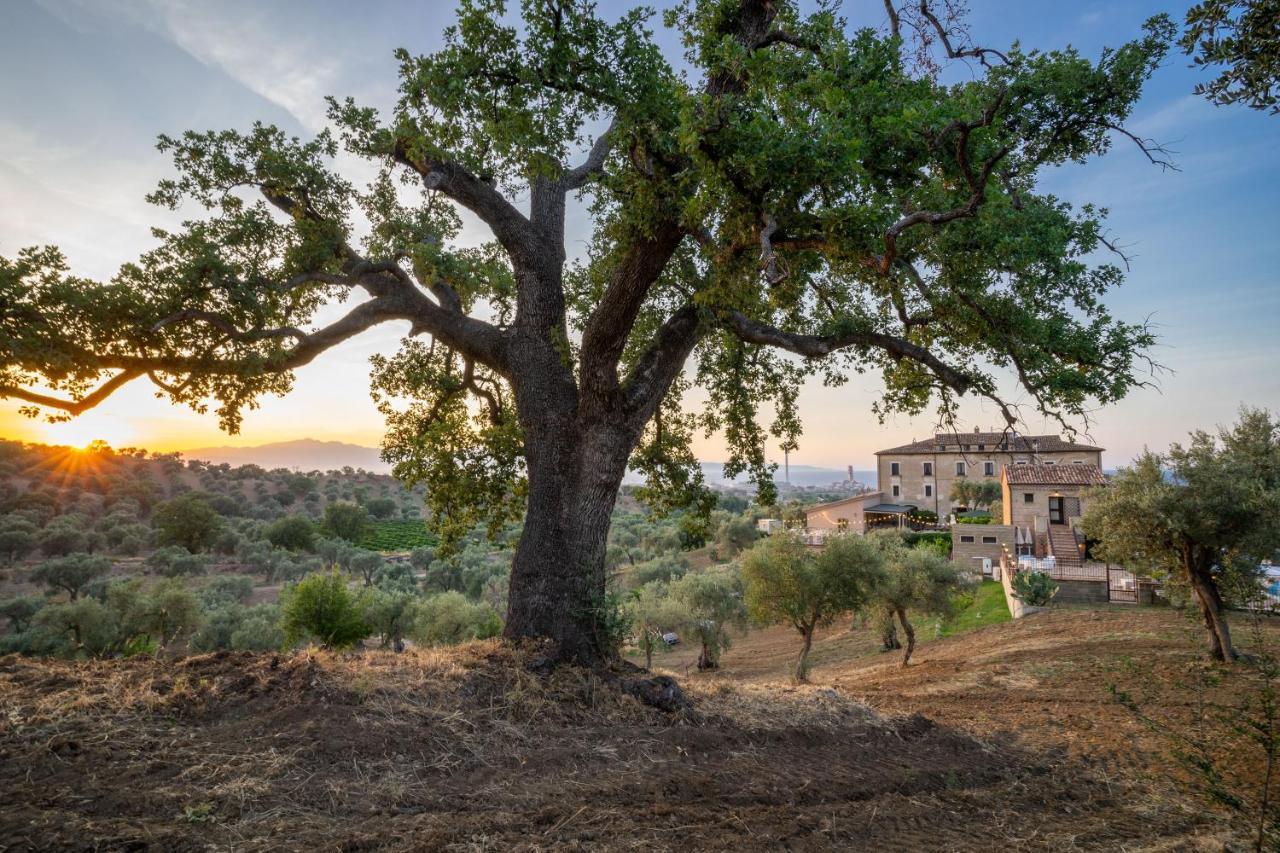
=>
[0,0,1276,467]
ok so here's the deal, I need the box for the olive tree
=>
[741,532,882,681]
[1083,408,1280,662]
[0,0,1174,664]
[31,553,112,600]
[669,567,747,671]
[624,580,692,670]
[872,533,972,666]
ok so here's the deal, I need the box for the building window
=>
[982,535,997,544]
[890,461,900,476]
[962,444,970,451]
[1044,461,1056,466]
[892,485,900,497]
[977,444,985,451]
[1015,460,1028,465]
[925,484,933,497]
[960,535,975,544]
[936,444,946,451]
[1073,460,1084,464]
[1024,493,1034,503]
[837,518,848,531]
[983,461,995,476]
[922,461,933,476]
[956,461,966,476]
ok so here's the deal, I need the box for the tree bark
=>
[795,625,814,683]
[897,607,916,667]
[879,608,901,651]
[1187,555,1237,662]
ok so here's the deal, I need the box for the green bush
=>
[905,531,952,555]
[31,598,117,656]
[323,502,371,543]
[146,546,210,577]
[231,604,284,651]
[200,574,256,606]
[190,603,246,652]
[279,570,371,649]
[1011,570,1059,607]
[31,553,112,599]
[0,595,45,633]
[955,515,994,525]
[265,515,316,552]
[408,591,502,646]
[153,493,223,553]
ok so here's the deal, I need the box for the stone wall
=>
[951,524,1014,575]
[1054,579,1108,605]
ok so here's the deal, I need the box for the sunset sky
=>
[2,0,1277,468]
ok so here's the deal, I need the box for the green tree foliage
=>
[364,496,398,520]
[31,597,116,656]
[0,516,38,564]
[363,588,418,648]
[714,513,759,559]
[1181,0,1280,113]
[408,591,502,646]
[0,1,1176,663]
[199,573,257,606]
[231,604,285,651]
[1011,570,1059,607]
[741,533,883,681]
[872,532,973,666]
[669,567,748,670]
[108,578,204,649]
[265,514,316,551]
[31,553,111,600]
[279,570,371,649]
[0,595,45,633]
[949,478,1000,511]
[624,581,692,669]
[1083,407,1280,661]
[145,545,210,577]
[153,493,223,553]
[37,515,91,557]
[323,502,372,543]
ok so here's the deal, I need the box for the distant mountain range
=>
[179,439,877,487]
[181,439,390,473]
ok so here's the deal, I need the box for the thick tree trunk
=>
[502,409,636,665]
[1187,558,1237,662]
[897,607,916,667]
[795,626,814,683]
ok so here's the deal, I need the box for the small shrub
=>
[279,570,371,649]
[1011,570,1059,607]
[408,591,502,646]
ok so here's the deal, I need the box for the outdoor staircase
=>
[1046,526,1082,570]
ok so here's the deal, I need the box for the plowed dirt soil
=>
[0,607,1267,851]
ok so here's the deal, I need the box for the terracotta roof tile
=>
[1002,463,1107,486]
[875,433,1104,455]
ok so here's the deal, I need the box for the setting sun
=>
[40,414,135,450]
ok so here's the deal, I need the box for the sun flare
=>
[41,415,135,450]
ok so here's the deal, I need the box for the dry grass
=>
[0,622,1250,851]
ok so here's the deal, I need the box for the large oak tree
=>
[1,0,1173,664]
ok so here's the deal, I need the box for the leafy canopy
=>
[1,1,1175,548]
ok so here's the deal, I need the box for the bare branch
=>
[721,310,973,396]
[391,141,535,263]
[0,369,143,416]
[562,118,617,190]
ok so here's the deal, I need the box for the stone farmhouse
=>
[874,430,1104,516]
